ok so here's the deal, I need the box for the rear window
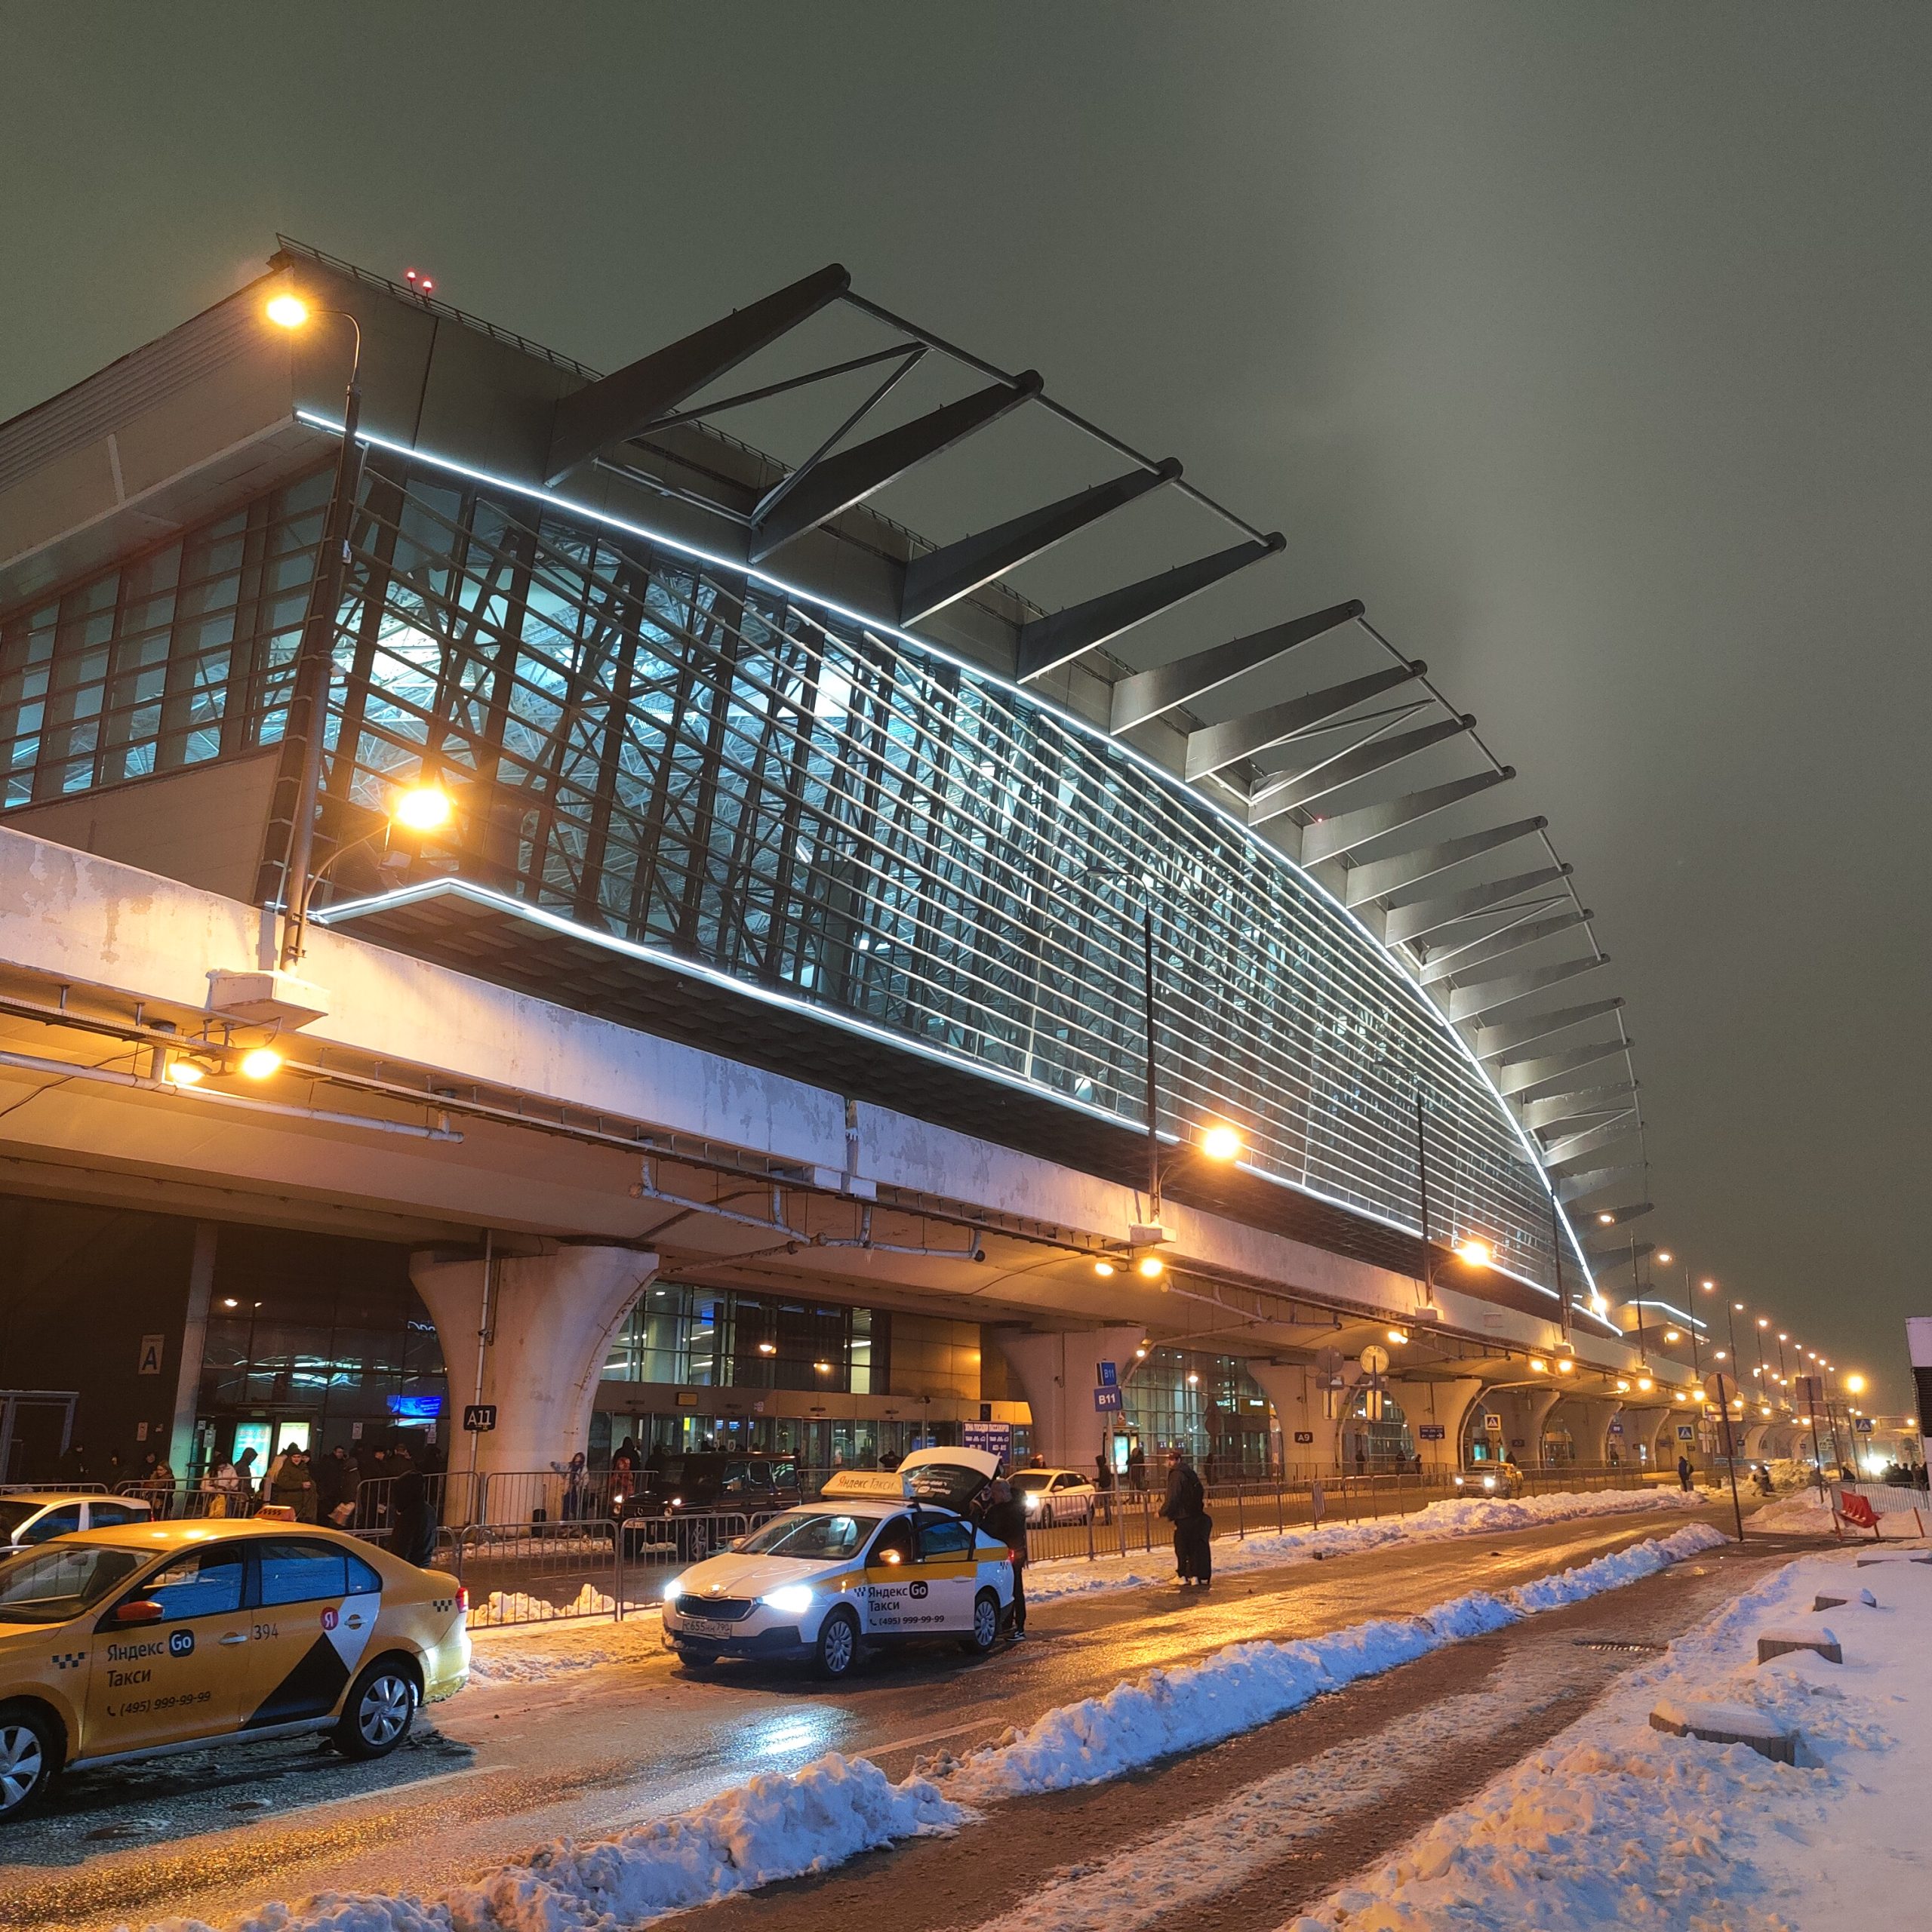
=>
[257,1540,349,1606]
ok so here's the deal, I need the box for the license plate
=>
[679,1616,734,1640]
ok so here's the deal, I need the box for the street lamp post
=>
[266,293,365,970]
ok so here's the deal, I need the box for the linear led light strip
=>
[297,410,1604,1292]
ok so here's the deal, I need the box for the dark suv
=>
[611,1455,801,1558]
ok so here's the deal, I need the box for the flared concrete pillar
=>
[1487,1387,1564,1466]
[1247,1360,1343,1476]
[411,1244,657,1496]
[1386,1377,1485,1473]
[997,1327,1145,1471]
[1552,1395,1623,1466]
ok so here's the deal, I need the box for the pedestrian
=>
[1127,1441,1147,1494]
[1161,1446,1211,1585]
[233,1445,259,1512]
[1676,1454,1694,1493]
[1502,1451,1524,1499]
[62,1441,88,1485]
[980,1467,1030,1638]
[205,1456,238,1518]
[317,1444,358,1523]
[555,1450,589,1521]
[389,1445,438,1566]
[272,1447,318,1521]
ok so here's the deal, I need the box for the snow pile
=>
[469,1583,616,1628]
[1028,1482,1706,1604]
[1755,1485,1839,1533]
[1287,1549,1932,1931]
[948,1523,1724,1802]
[152,1756,964,1932]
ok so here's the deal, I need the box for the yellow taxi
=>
[0,1517,469,1821]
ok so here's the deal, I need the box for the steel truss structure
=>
[0,243,1651,1301]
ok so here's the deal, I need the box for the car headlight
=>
[761,1585,814,1616]
[1482,1474,1497,1492]
[1024,1494,1041,1509]
[662,1577,685,1602]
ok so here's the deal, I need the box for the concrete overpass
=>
[0,826,1692,1484]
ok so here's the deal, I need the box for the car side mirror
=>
[113,1599,165,1626]
[726,1537,746,1551]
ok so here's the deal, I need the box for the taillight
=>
[457,1585,469,1616]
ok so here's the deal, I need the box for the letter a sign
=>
[137,1334,165,1375]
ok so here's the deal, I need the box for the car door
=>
[85,1541,250,1759]
[910,1516,978,1626]
[860,1512,917,1635]
[238,1537,383,1731]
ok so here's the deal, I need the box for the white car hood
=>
[673,1551,850,1602]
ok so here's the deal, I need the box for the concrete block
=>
[1758,1629,1841,1665]
[1650,1697,1797,1764]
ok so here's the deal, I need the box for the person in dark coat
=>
[1127,1442,1147,1494]
[980,1470,1031,1637]
[389,1446,438,1566]
[1161,1447,1211,1584]
[1676,1454,1694,1492]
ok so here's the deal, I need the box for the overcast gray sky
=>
[5,2,1927,1414]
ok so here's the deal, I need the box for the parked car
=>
[610,1455,801,1559]
[1009,1468,1099,1524]
[0,1492,152,1551]
[0,1517,469,1821]
[662,1449,1015,1677]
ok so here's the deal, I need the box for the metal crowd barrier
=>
[451,1507,780,1628]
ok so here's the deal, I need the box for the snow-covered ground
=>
[142,1522,1723,1932]
[1026,1481,1710,1604]
[1287,1543,1932,1930]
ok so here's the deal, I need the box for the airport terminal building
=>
[0,242,1727,1492]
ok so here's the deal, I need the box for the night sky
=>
[5,5,1927,1413]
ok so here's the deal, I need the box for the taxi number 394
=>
[252,1621,279,1641]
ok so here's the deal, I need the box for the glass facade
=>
[1121,1347,1273,1470]
[0,450,1580,1289]
[601,1283,875,1393]
[195,1225,446,1469]
[0,471,328,806]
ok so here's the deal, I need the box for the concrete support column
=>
[1617,1407,1669,1470]
[168,1222,218,1479]
[995,1326,1145,1471]
[1741,1423,1773,1460]
[1552,1395,1623,1466]
[1247,1360,1343,1476]
[1386,1377,1485,1474]
[411,1244,657,1497]
[1486,1386,1564,1466]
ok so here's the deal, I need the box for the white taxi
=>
[660,1448,1014,1678]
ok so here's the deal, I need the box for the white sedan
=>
[660,1451,1016,1678]
[1010,1468,1100,1524]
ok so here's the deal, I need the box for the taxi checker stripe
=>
[51,1651,86,1669]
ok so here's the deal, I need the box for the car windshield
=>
[0,1543,145,1623]
[0,1500,41,1537]
[737,1512,867,1559]
[1009,1473,1054,1494]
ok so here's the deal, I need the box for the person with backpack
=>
[1161,1447,1211,1585]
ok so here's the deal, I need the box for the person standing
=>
[1676,1454,1694,1493]
[1161,1447,1211,1585]
[1127,1441,1146,1494]
[232,1445,259,1513]
[981,1468,1030,1638]
[389,1445,437,1566]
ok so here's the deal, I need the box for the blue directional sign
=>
[1097,1360,1118,1388]
[1094,1386,1124,1413]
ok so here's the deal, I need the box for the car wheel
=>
[814,1607,861,1679]
[679,1651,718,1672]
[334,1657,417,1760]
[958,1589,1000,1657]
[0,1705,56,1821]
